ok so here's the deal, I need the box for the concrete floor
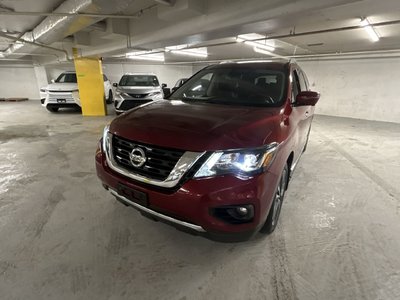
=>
[1,101,400,300]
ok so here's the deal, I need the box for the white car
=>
[113,73,166,114]
[40,71,113,112]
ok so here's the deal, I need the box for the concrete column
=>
[73,48,107,116]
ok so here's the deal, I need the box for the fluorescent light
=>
[126,51,165,62]
[244,41,275,52]
[237,33,266,40]
[165,44,191,52]
[360,18,379,42]
[253,46,274,56]
[236,33,275,52]
[170,48,208,58]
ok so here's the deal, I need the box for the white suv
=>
[40,71,113,112]
[113,73,165,114]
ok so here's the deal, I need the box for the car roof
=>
[208,61,290,71]
[122,73,158,76]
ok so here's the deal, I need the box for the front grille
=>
[127,93,150,98]
[118,100,152,111]
[112,135,184,181]
[48,92,75,103]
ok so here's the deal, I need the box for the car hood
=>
[46,82,78,91]
[117,86,161,94]
[110,100,282,152]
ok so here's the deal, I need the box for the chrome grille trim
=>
[103,132,204,188]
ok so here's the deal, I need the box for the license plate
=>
[57,99,66,103]
[116,183,148,207]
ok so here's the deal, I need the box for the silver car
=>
[113,73,165,114]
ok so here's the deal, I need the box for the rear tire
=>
[46,106,59,112]
[260,164,289,234]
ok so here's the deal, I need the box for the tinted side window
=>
[103,75,108,82]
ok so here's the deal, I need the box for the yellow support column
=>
[73,48,107,116]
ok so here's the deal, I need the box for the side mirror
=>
[163,87,171,97]
[171,87,178,93]
[295,91,320,106]
[51,79,55,83]
[161,83,167,88]
[113,83,118,87]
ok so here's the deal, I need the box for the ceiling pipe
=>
[0,11,146,19]
[4,0,158,59]
[0,32,70,61]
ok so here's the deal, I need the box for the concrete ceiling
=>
[0,0,400,65]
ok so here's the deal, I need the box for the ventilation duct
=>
[5,0,139,57]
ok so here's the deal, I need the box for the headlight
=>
[115,91,129,98]
[194,143,279,179]
[102,125,110,153]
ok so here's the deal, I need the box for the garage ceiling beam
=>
[179,19,400,51]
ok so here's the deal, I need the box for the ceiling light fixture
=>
[253,46,274,56]
[236,33,275,52]
[360,18,379,42]
[170,48,208,58]
[126,51,165,62]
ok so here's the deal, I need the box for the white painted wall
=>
[299,58,400,124]
[0,66,40,99]
[34,66,49,90]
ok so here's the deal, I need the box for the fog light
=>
[212,204,254,224]
[236,207,248,216]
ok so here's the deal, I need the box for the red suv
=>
[96,61,319,242]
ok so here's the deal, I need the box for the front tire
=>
[106,90,113,104]
[46,106,59,112]
[260,164,289,234]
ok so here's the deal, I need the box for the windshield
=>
[56,73,77,83]
[119,75,160,87]
[169,67,287,106]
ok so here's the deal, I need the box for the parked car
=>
[40,71,113,112]
[96,61,319,242]
[113,73,166,114]
[171,78,188,93]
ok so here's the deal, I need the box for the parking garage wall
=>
[0,66,41,99]
[300,58,400,124]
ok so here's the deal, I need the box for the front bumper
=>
[43,91,80,108]
[96,148,279,242]
[114,98,154,112]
